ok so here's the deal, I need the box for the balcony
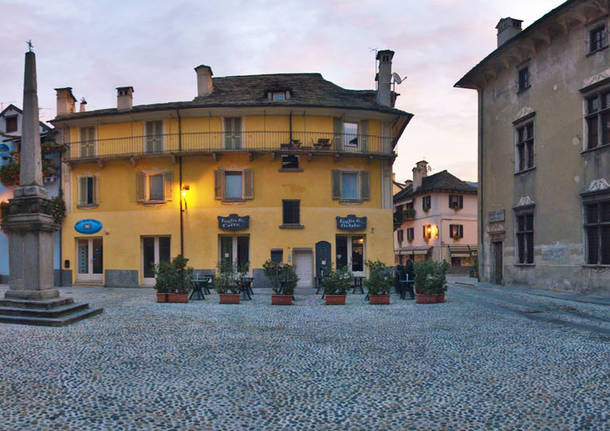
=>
[65,131,394,163]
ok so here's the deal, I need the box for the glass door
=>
[224,117,242,149]
[76,238,103,282]
[142,236,171,286]
[219,236,249,273]
[335,235,365,277]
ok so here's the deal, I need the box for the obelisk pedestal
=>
[0,50,102,325]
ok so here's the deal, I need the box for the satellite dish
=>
[392,72,407,84]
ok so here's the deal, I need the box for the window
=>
[518,67,530,92]
[406,227,414,242]
[145,121,163,153]
[220,236,250,272]
[5,116,17,133]
[331,170,370,202]
[585,91,609,150]
[224,117,242,149]
[281,155,299,169]
[516,213,534,264]
[589,25,607,53]
[79,127,95,158]
[449,195,463,209]
[516,122,534,171]
[214,169,253,201]
[136,171,173,203]
[142,236,171,283]
[397,229,404,243]
[272,92,286,101]
[422,195,431,211]
[77,175,97,207]
[282,200,300,225]
[343,122,358,147]
[270,249,283,263]
[584,200,610,265]
[336,235,365,275]
[450,224,464,239]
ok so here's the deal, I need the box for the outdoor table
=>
[190,278,207,300]
[240,277,253,300]
[398,278,415,300]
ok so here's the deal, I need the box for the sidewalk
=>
[447,275,610,306]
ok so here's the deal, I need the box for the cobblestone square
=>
[0,282,608,430]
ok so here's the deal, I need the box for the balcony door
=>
[224,118,242,149]
[76,238,103,282]
[145,121,163,153]
[142,236,171,286]
[79,127,96,158]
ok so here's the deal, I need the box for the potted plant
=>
[414,260,449,304]
[214,261,241,304]
[322,266,351,305]
[263,259,298,305]
[403,207,416,220]
[365,260,392,304]
[153,255,193,303]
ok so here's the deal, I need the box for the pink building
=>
[393,161,477,272]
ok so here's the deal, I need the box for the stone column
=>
[2,51,58,300]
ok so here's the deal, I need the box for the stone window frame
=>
[136,170,174,204]
[214,168,254,202]
[76,174,99,208]
[421,195,431,212]
[397,228,404,244]
[513,113,536,174]
[517,66,530,93]
[406,227,414,242]
[4,115,18,133]
[449,224,464,239]
[583,87,610,151]
[581,189,610,266]
[586,17,608,56]
[513,205,535,266]
[280,199,303,229]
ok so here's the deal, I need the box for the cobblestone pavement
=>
[0,283,608,430]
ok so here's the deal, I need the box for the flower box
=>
[369,294,390,305]
[271,294,292,305]
[325,294,346,305]
[156,292,168,303]
[167,292,189,303]
[219,293,241,304]
[416,293,445,304]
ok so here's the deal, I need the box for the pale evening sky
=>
[0,0,565,183]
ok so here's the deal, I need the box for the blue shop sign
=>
[336,214,367,231]
[0,144,9,154]
[218,214,249,231]
[74,219,103,234]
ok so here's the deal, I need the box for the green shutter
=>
[164,172,173,201]
[136,172,146,202]
[214,170,223,200]
[78,176,87,206]
[243,169,254,199]
[360,171,370,200]
[333,117,343,150]
[331,170,341,200]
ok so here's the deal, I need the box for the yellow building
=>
[51,50,412,288]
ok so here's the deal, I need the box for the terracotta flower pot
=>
[272,294,293,305]
[156,292,168,303]
[167,292,189,303]
[325,294,346,305]
[369,294,390,305]
[416,293,445,304]
[219,293,241,304]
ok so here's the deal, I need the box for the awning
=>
[449,245,477,257]
[396,247,431,256]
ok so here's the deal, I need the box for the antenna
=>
[369,47,378,89]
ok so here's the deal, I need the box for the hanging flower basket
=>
[0,164,19,187]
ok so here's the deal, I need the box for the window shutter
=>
[243,169,254,199]
[333,117,343,150]
[136,172,146,202]
[459,195,463,208]
[460,225,464,238]
[92,176,98,205]
[331,170,341,200]
[78,176,87,206]
[164,172,173,201]
[422,225,426,239]
[360,171,370,200]
[360,120,368,152]
[214,170,223,200]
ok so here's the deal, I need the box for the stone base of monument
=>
[0,296,103,327]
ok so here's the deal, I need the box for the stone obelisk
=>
[0,49,102,325]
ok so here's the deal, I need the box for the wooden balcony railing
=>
[64,131,395,161]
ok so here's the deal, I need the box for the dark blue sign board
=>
[74,219,103,234]
[218,214,249,231]
[336,214,367,231]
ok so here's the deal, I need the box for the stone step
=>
[0,306,103,327]
[72,283,105,288]
[0,297,75,309]
[0,302,89,318]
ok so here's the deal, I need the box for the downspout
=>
[177,109,184,256]
[478,88,484,282]
[58,131,63,287]
[289,111,293,143]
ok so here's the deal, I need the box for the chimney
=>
[375,50,394,107]
[54,87,76,116]
[117,86,134,110]
[412,160,429,190]
[496,18,523,47]
[79,98,87,112]
[195,65,213,98]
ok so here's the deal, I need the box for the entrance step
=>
[0,306,103,327]
[0,302,89,318]
[72,283,105,288]
[0,297,74,309]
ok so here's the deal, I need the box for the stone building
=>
[455,0,609,293]
[50,50,412,288]
[393,161,477,271]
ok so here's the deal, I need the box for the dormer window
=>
[267,90,290,101]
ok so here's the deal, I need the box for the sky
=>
[0,0,565,183]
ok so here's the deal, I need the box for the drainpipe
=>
[289,111,293,144]
[478,88,484,282]
[177,109,184,256]
[57,132,63,287]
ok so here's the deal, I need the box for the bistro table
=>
[240,277,253,300]
[398,277,415,300]
[190,276,210,300]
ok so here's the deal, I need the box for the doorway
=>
[293,249,313,288]
[219,235,249,272]
[492,241,503,285]
[336,235,365,277]
[142,236,171,286]
[76,238,103,283]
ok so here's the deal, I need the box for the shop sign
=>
[336,214,367,231]
[488,209,505,223]
[74,219,102,234]
[218,214,249,231]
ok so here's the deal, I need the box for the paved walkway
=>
[0,283,608,430]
